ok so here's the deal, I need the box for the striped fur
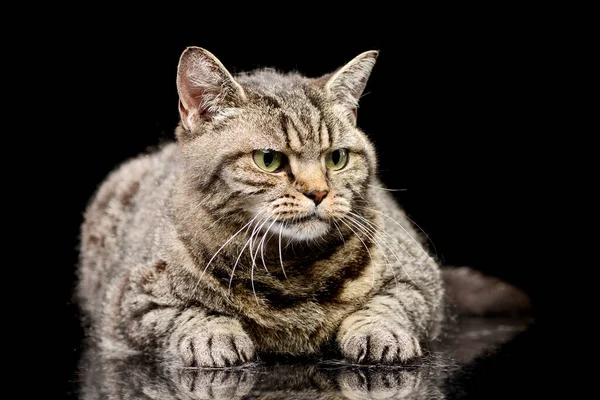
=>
[77,47,445,367]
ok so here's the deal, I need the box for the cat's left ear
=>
[323,50,378,125]
[176,46,247,133]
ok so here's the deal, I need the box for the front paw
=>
[169,316,255,368]
[338,320,422,364]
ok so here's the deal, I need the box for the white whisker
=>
[228,217,264,294]
[349,211,419,262]
[367,184,407,192]
[255,217,278,273]
[358,206,435,263]
[249,216,272,273]
[332,220,346,243]
[347,210,429,289]
[278,223,287,278]
[338,217,376,287]
[344,214,405,295]
[196,213,261,290]
[402,213,440,261]
[248,217,269,260]
[250,251,259,304]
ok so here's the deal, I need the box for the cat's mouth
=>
[293,214,322,224]
[271,214,330,240]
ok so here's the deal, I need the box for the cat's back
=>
[78,143,180,314]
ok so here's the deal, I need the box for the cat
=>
[77,46,528,369]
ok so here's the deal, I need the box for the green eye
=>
[325,149,348,170]
[253,150,283,172]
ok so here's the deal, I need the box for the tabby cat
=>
[77,46,446,367]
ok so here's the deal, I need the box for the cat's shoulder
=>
[84,142,179,214]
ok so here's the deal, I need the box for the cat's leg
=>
[336,262,443,364]
[115,271,256,368]
[119,302,256,367]
[165,309,255,368]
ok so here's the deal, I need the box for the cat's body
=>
[78,47,444,367]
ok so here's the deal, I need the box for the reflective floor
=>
[71,316,536,399]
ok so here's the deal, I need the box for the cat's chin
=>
[273,219,331,242]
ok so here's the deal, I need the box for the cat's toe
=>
[340,323,422,364]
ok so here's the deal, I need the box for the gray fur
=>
[77,47,445,367]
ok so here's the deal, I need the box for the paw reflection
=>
[338,367,443,400]
[175,368,255,399]
[176,370,255,400]
[80,354,446,400]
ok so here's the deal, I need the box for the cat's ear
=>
[176,47,246,131]
[323,50,378,125]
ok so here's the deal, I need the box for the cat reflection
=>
[79,352,449,400]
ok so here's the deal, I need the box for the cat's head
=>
[175,47,378,242]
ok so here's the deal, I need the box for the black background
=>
[56,16,550,397]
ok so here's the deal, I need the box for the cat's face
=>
[176,48,378,242]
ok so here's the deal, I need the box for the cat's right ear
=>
[176,47,247,133]
[323,50,378,125]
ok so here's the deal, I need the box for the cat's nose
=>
[303,190,328,206]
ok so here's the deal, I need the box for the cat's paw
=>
[338,320,422,364]
[169,317,255,368]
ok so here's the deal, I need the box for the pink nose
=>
[303,190,328,205]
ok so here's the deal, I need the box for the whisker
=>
[228,216,264,294]
[255,217,278,273]
[337,217,376,287]
[348,211,409,258]
[402,213,440,261]
[196,213,261,291]
[349,211,418,262]
[332,220,346,244]
[358,206,435,263]
[250,253,259,304]
[248,217,268,259]
[367,184,407,192]
[344,214,405,295]
[347,210,428,288]
[278,223,287,278]
[249,217,272,273]
[344,215,393,262]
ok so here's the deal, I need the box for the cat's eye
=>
[253,150,284,172]
[325,149,348,170]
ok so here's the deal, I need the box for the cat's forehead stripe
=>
[246,84,333,152]
[281,113,305,152]
[278,117,292,150]
[278,109,332,154]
